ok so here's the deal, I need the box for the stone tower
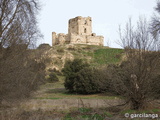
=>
[68,16,92,35]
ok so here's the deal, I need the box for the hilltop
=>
[36,44,124,73]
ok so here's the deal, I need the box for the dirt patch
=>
[21,98,124,111]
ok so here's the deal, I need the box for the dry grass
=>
[19,82,123,111]
[34,82,121,100]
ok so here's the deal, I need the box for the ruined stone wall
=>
[52,32,57,45]
[70,33,87,44]
[52,16,104,46]
[52,32,68,46]
[87,35,104,46]
[69,34,103,46]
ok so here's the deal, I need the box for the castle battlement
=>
[52,16,104,46]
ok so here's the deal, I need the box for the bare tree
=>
[117,17,160,110]
[151,1,160,39]
[0,0,45,106]
[0,0,42,48]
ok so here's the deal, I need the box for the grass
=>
[45,44,124,70]
[94,48,124,65]
[81,51,94,57]
[63,107,113,120]
[104,111,113,117]
[2,107,159,120]
[35,78,122,100]
[36,70,124,100]
[27,79,122,119]
[35,86,120,100]
[37,72,122,100]
[73,45,124,66]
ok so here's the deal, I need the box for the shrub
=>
[62,59,89,93]
[47,72,59,83]
[37,43,51,49]
[62,58,113,94]
[73,67,102,94]
[48,68,62,76]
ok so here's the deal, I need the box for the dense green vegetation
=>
[62,59,90,93]
[62,58,122,94]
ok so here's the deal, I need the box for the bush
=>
[48,72,59,83]
[37,43,51,49]
[62,58,112,94]
[62,59,89,93]
[73,67,102,94]
[48,68,62,76]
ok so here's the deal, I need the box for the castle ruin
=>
[52,16,104,46]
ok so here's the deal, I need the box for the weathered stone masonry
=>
[52,16,104,46]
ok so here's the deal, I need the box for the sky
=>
[38,0,157,48]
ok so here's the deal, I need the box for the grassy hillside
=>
[51,44,124,68]
[93,48,124,65]
[35,44,124,77]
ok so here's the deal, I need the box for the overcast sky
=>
[38,0,157,48]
